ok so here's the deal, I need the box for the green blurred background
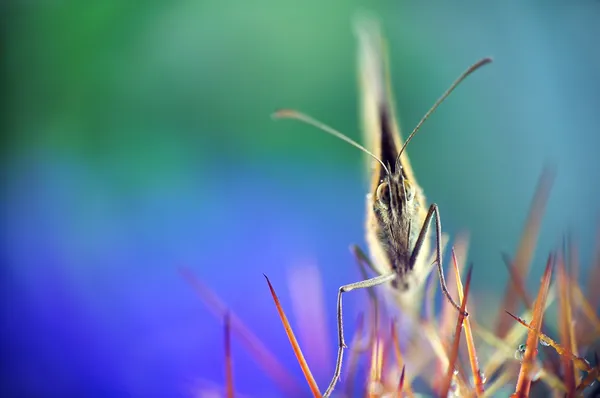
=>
[2,1,600,397]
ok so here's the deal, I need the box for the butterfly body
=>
[273,17,491,396]
[358,24,433,311]
[366,166,425,292]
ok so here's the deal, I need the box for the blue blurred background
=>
[3,1,600,397]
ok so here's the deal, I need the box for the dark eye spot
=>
[376,182,390,207]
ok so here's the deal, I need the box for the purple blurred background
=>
[3,1,600,397]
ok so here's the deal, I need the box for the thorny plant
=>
[182,167,600,397]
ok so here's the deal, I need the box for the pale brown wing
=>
[355,16,431,319]
[354,17,424,205]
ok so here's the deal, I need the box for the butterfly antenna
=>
[396,57,493,164]
[273,109,391,176]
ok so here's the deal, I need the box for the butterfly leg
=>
[349,245,383,352]
[409,203,467,317]
[324,271,396,397]
[351,245,381,318]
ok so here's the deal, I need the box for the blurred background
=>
[2,1,600,397]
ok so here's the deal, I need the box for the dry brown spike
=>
[557,253,576,395]
[440,234,470,333]
[586,224,600,310]
[263,274,322,398]
[572,283,600,343]
[223,312,235,398]
[506,310,597,398]
[501,252,534,311]
[565,234,580,289]
[504,250,559,383]
[481,281,558,385]
[434,237,470,385]
[565,246,581,387]
[452,249,484,396]
[496,166,556,338]
[391,320,414,398]
[575,356,599,394]
[439,264,473,397]
[179,267,300,394]
[367,334,384,397]
[504,311,593,374]
[512,254,553,398]
[474,311,567,393]
[398,365,406,397]
[574,231,600,346]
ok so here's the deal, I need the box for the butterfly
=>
[273,17,491,396]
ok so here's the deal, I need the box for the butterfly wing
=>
[354,16,432,318]
[354,17,424,203]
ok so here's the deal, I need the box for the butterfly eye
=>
[375,182,390,207]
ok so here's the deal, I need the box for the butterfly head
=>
[373,165,416,218]
[369,163,422,282]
